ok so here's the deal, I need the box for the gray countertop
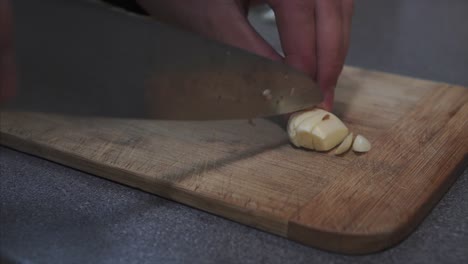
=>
[1,0,467,263]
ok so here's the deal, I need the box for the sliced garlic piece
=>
[334,133,354,155]
[352,134,371,152]
[288,109,328,132]
[311,114,349,151]
[287,109,328,148]
[288,109,348,151]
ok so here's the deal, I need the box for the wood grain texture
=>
[1,66,467,254]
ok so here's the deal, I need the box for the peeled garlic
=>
[334,133,354,155]
[352,134,371,152]
[288,110,348,151]
[310,115,349,151]
[287,109,328,149]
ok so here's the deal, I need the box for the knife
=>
[2,0,321,120]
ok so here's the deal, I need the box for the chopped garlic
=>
[288,110,348,151]
[352,134,371,152]
[335,133,354,155]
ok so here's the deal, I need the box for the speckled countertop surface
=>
[1,0,467,263]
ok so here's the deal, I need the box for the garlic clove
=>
[288,109,328,130]
[311,114,349,151]
[287,109,328,148]
[352,134,371,152]
[334,133,354,155]
[294,131,315,149]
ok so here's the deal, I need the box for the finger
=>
[342,0,354,55]
[136,0,281,61]
[0,0,16,101]
[315,0,345,111]
[212,10,282,60]
[268,0,317,80]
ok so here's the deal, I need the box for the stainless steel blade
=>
[3,0,321,120]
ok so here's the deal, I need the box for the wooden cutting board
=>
[1,66,467,254]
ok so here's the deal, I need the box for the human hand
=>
[0,0,16,102]
[136,0,353,111]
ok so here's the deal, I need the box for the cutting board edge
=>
[0,132,289,237]
[286,153,468,254]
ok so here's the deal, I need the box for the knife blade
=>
[2,0,321,120]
